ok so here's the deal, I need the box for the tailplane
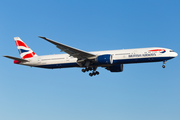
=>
[14,37,37,59]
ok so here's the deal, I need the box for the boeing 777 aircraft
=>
[4,37,178,76]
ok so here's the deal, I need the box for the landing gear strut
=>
[162,60,168,68]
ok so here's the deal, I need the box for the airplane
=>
[4,37,178,76]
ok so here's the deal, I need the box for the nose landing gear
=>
[162,65,165,68]
[162,60,168,68]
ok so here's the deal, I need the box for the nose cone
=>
[173,52,178,57]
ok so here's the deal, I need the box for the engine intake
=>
[95,54,113,64]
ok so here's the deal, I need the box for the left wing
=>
[38,36,96,60]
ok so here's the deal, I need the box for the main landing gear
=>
[82,67,99,77]
[162,60,168,68]
[89,71,99,77]
[82,67,92,72]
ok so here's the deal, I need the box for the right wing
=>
[3,55,29,62]
[38,36,96,60]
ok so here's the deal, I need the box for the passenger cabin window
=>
[115,53,130,55]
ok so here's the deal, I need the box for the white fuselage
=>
[20,47,178,69]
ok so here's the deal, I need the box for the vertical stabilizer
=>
[14,37,37,59]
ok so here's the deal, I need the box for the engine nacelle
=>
[106,64,123,72]
[95,54,113,64]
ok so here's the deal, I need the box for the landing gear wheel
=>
[82,69,86,72]
[96,71,99,75]
[162,65,165,68]
[89,73,93,77]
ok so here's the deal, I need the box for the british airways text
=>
[129,53,156,58]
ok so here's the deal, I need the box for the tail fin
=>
[14,37,37,59]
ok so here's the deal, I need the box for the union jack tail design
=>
[14,37,38,59]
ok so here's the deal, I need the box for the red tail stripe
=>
[15,40,29,48]
[32,52,35,55]
[22,53,34,59]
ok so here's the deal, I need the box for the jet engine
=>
[95,54,113,64]
[106,64,123,72]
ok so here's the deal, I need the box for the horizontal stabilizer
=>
[3,55,29,62]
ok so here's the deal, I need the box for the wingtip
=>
[38,36,46,39]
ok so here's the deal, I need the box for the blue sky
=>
[1,0,180,120]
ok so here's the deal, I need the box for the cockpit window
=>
[170,50,174,52]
